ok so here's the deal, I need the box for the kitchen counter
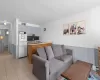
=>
[27,41,42,44]
[27,42,50,45]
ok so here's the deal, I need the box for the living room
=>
[0,0,100,80]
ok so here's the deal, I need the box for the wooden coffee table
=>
[61,60,92,80]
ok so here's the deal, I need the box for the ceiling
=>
[0,0,100,24]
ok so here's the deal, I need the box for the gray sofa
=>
[32,44,73,80]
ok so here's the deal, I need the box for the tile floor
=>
[0,51,38,80]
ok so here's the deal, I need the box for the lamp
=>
[4,22,7,25]
[0,36,4,40]
[6,31,9,34]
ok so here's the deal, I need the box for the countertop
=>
[27,42,52,45]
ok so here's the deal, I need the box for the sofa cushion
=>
[37,48,47,60]
[55,54,72,62]
[49,58,64,74]
[61,55,72,62]
[45,46,54,60]
[52,44,64,57]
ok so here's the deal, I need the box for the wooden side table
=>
[27,42,52,64]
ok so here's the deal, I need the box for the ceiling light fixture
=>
[4,22,7,25]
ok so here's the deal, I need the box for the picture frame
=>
[76,21,85,35]
[63,24,69,35]
[63,20,85,35]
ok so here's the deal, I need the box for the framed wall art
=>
[63,20,85,35]
[76,21,85,35]
[63,24,69,35]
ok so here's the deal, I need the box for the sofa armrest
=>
[32,55,49,80]
[33,55,48,66]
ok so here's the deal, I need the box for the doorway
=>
[0,29,9,54]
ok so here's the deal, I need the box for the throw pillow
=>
[56,54,72,62]
[37,48,47,60]
[52,44,64,57]
[45,46,54,60]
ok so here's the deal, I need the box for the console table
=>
[27,42,52,64]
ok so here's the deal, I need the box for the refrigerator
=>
[18,31,27,58]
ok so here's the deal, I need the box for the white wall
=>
[90,6,100,48]
[41,8,100,48]
[41,7,100,65]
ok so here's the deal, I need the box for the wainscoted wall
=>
[64,45,97,66]
[8,44,16,58]
[11,44,16,57]
[94,49,98,67]
[9,44,13,54]
[0,41,4,53]
[0,41,1,53]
